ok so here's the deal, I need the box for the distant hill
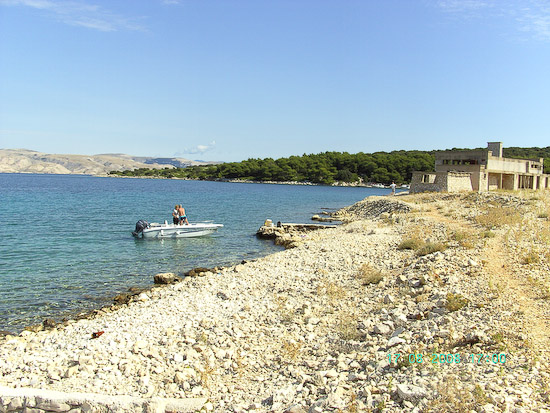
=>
[0,149,217,175]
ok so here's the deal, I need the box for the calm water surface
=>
[0,174,393,332]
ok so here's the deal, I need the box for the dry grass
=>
[445,293,469,312]
[281,340,303,362]
[475,206,522,229]
[197,331,209,344]
[199,355,216,389]
[480,230,496,238]
[356,263,385,285]
[526,275,550,299]
[522,250,540,265]
[398,227,446,256]
[425,377,489,412]
[408,222,433,238]
[491,331,508,352]
[488,279,505,298]
[540,224,550,244]
[274,295,294,323]
[317,281,347,302]
[335,310,361,341]
[398,237,424,250]
[416,242,446,256]
[345,392,359,413]
[233,352,247,377]
[451,230,476,248]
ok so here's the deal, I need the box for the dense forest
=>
[110,147,550,185]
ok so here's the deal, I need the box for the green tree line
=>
[111,150,435,185]
[110,147,550,184]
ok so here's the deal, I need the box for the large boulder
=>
[153,272,181,284]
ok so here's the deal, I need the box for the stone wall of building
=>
[446,172,474,192]
[410,172,444,193]
[410,172,472,193]
[539,174,550,189]
[478,172,488,191]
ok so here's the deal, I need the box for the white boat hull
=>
[141,223,223,238]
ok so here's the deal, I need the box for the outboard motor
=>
[132,220,149,237]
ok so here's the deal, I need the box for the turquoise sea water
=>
[0,174,394,332]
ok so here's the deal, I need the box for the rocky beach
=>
[1,191,549,412]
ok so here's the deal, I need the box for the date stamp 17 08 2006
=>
[388,353,507,365]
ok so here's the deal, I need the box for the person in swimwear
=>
[172,205,180,225]
[177,205,189,225]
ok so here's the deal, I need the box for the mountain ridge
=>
[0,149,218,175]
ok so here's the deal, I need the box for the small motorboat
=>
[132,220,223,239]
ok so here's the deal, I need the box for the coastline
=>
[1,192,549,411]
[2,170,409,191]
[106,174,405,189]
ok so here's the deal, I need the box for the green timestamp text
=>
[388,353,507,364]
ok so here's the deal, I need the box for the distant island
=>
[0,149,217,176]
[109,147,550,186]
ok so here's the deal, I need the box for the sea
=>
[0,174,396,333]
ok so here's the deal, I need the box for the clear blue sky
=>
[1,0,549,162]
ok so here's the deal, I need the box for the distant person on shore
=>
[172,205,179,225]
[178,205,189,225]
[390,181,396,195]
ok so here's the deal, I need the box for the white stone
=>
[396,383,427,401]
[7,397,23,410]
[36,399,72,412]
[387,336,406,348]
[64,365,79,378]
[373,324,391,335]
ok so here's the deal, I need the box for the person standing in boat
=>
[172,205,180,225]
[178,204,189,225]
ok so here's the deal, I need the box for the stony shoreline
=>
[1,192,549,412]
[107,174,406,190]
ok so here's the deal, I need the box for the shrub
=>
[445,293,469,312]
[522,251,540,265]
[357,263,385,285]
[416,242,446,256]
[336,311,361,341]
[481,230,496,238]
[317,281,347,301]
[398,238,424,250]
[452,231,468,241]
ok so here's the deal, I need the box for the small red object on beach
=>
[91,331,104,339]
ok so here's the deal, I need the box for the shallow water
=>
[0,174,393,332]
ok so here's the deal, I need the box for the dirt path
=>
[424,202,550,364]
[482,236,550,363]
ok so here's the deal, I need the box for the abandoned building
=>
[410,142,550,193]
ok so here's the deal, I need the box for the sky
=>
[0,0,549,162]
